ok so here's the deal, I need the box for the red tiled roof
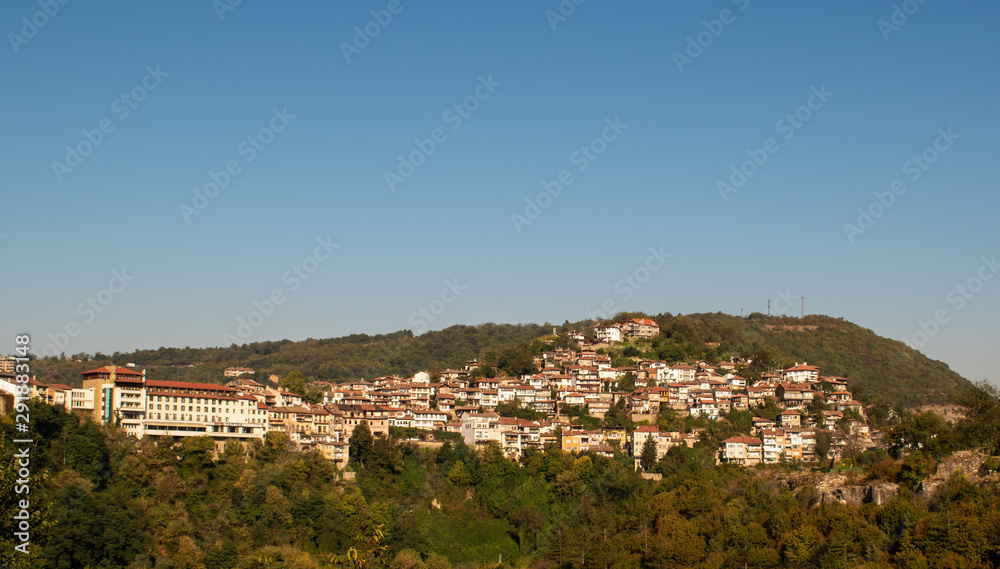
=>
[82,366,142,376]
[270,405,312,414]
[724,436,762,444]
[146,380,237,392]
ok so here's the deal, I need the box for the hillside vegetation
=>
[3,399,1000,569]
[30,312,973,408]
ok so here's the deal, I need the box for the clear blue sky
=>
[2,1,997,386]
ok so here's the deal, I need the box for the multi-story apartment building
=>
[631,425,658,456]
[500,417,542,456]
[268,405,317,438]
[80,366,268,449]
[689,398,719,420]
[593,324,622,344]
[720,436,763,466]
[497,384,517,402]
[670,364,696,382]
[533,399,556,415]
[784,429,804,461]
[782,363,820,383]
[561,429,599,453]
[588,399,610,417]
[760,429,786,463]
[461,412,502,446]
[777,383,814,409]
[412,409,448,430]
[779,410,802,429]
[334,404,390,437]
[621,318,660,339]
[514,384,538,403]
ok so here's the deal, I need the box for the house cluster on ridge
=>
[1,335,877,470]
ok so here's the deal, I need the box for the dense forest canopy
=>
[2,394,1000,569]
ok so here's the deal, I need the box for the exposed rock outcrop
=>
[777,472,899,507]
[819,482,898,506]
[768,451,998,509]
[916,450,990,498]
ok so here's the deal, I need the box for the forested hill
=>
[30,312,973,407]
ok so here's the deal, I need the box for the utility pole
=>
[767,299,770,316]
[801,296,804,319]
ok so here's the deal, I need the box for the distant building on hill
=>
[622,318,660,339]
[594,323,622,344]
[782,363,819,383]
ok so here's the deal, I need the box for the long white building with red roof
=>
[81,365,268,449]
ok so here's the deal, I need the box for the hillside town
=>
[0,319,880,471]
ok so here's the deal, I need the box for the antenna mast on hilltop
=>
[801,296,804,318]
[767,299,770,316]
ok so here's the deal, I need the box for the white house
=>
[594,324,622,343]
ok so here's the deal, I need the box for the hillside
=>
[640,312,972,407]
[28,312,974,408]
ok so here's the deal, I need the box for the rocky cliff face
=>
[780,451,997,508]
[915,450,989,498]
[818,482,898,506]
[778,472,900,507]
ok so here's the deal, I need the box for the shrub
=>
[866,457,903,482]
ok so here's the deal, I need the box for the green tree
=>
[619,372,636,392]
[0,437,52,569]
[815,430,832,467]
[640,436,658,471]
[330,524,390,569]
[350,421,375,467]
[899,451,935,490]
[955,380,1000,454]
[390,549,426,569]
[447,460,472,486]
[495,399,544,421]
[279,370,307,396]
[603,398,633,430]
[496,343,539,377]
[370,436,404,475]
[177,435,217,479]
[887,411,954,458]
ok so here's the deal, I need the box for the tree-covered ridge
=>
[3,398,1000,569]
[28,312,973,408]
[605,312,973,407]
